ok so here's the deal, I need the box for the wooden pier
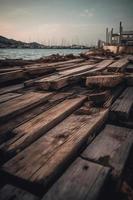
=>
[0,55,133,200]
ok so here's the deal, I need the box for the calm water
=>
[0,48,87,60]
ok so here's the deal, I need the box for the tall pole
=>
[110,28,113,45]
[106,28,109,44]
[119,21,122,45]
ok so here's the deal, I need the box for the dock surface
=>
[0,55,133,200]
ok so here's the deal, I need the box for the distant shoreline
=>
[0,47,91,50]
[0,35,92,49]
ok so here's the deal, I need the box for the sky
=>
[0,0,133,45]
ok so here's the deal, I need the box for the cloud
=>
[80,8,95,18]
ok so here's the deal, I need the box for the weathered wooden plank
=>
[110,87,133,120]
[0,92,52,122]
[107,58,129,72]
[26,60,87,76]
[0,70,25,83]
[25,59,84,70]
[37,61,112,91]
[0,84,24,95]
[35,60,113,90]
[35,74,60,90]
[0,93,22,104]
[0,92,73,145]
[56,61,93,72]
[24,66,55,76]
[86,74,123,88]
[59,64,95,76]
[81,59,114,76]
[94,59,114,69]
[103,83,125,108]
[0,96,86,160]
[81,124,133,179]
[1,108,108,193]
[0,185,39,200]
[50,76,69,90]
[0,103,95,161]
[42,158,110,200]
[35,65,95,90]
[48,58,85,68]
[0,67,21,73]
[49,66,115,91]
[89,91,110,106]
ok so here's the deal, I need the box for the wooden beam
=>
[48,63,115,91]
[56,61,93,72]
[1,109,108,193]
[42,158,110,200]
[25,59,84,70]
[0,185,39,200]
[81,124,133,180]
[59,64,95,76]
[0,92,52,122]
[0,92,73,145]
[110,87,133,120]
[0,70,25,83]
[0,96,86,160]
[35,60,113,91]
[0,93,22,104]
[82,59,114,76]
[107,58,129,72]
[0,67,21,73]
[89,91,110,106]
[0,84,24,95]
[35,65,95,90]
[103,83,125,108]
[94,59,114,69]
[24,66,55,76]
[48,58,85,68]
[86,74,123,88]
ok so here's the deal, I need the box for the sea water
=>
[0,48,87,60]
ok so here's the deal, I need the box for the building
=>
[106,22,133,46]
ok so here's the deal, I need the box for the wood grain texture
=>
[56,61,93,72]
[94,59,114,68]
[107,58,129,72]
[35,60,113,90]
[42,158,110,200]
[86,74,123,88]
[0,185,39,200]
[24,66,55,76]
[0,92,52,122]
[103,83,125,108]
[0,84,24,95]
[0,93,22,104]
[0,92,73,140]
[110,87,133,120]
[1,108,108,192]
[80,59,113,76]
[81,124,133,179]
[35,65,95,90]
[0,95,86,160]
[0,70,25,83]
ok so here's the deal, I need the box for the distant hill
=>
[0,35,90,49]
[0,36,46,49]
